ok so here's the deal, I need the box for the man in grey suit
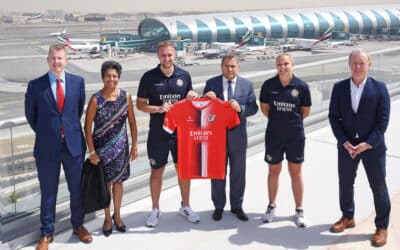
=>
[203,53,258,221]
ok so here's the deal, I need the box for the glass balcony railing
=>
[1,47,400,247]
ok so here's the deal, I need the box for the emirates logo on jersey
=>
[208,114,216,122]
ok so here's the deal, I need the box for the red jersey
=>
[163,98,240,180]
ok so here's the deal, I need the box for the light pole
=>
[170,22,173,40]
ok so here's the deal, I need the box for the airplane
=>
[242,45,268,52]
[282,26,334,51]
[194,48,224,59]
[56,31,101,54]
[51,29,99,43]
[24,14,43,23]
[49,29,67,37]
[143,27,167,38]
[194,30,252,58]
[211,30,253,50]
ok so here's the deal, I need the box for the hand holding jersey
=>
[186,90,199,100]
[205,90,241,112]
[229,99,241,112]
[158,101,173,113]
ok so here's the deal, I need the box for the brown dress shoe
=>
[36,236,53,250]
[330,217,355,233]
[73,225,92,243]
[371,228,387,247]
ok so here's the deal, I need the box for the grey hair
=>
[221,52,239,65]
[348,48,372,64]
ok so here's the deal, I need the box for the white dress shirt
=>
[350,77,367,113]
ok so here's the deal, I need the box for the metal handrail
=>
[2,47,400,248]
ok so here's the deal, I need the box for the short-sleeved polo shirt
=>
[260,75,311,136]
[137,64,193,130]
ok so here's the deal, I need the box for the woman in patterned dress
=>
[84,60,137,236]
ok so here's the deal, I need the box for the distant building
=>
[1,14,29,23]
[44,9,65,23]
[1,16,14,23]
[138,4,400,43]
[82,15,106,22]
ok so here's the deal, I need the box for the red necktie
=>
[56,78,64,112]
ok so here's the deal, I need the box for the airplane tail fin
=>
[56,31,76,52]
[320,26,334,40]
[235,30,253,49]
[312,26,334,47]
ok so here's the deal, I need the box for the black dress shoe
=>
[112,214,126,233]
[212,208,223,221]
[231,208,249,221]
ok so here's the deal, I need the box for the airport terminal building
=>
[138,5,400,43]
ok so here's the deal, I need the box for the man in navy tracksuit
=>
[329,49,391,247]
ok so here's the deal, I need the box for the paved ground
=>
[20,99,400,250]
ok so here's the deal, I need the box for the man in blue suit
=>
[25,44,92,250]
[203,53,258,221]
[329,49,391,247]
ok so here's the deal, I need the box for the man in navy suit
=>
[329,49,391,247]
[25,44,92,250]
[203,53,258,221]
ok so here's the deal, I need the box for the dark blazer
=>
[328,77,390,151]
[25,72,86,160]
[204,75,258,152]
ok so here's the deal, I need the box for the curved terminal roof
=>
[138,5,400,43]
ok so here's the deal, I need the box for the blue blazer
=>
[25,72,86,160]
[328,77,390,151]
[204,75,258,152]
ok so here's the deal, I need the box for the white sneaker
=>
[295,208,307,228]
[262,205,275,223]
[179,206,200,223]
[146,208,161,227]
